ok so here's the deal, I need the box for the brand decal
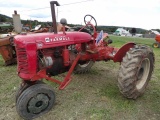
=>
[45,36,70,43]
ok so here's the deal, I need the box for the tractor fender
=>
[113,42,136,62]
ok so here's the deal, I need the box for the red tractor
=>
[153,34,160,48]
[14,1,155,119]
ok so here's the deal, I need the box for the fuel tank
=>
[14,32,92,49]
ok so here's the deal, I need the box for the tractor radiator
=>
[16,47,29,73]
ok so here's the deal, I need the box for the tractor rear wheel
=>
[152,42,160,48]
[74,60,94,73]
[118,45,154,99]
[16,84,55,120]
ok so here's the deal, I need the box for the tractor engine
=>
[38,46,76,76]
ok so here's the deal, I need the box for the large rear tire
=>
[118,45,154,99]
[74,60,94,74]
[16,84,55,120]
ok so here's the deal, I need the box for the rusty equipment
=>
[0,36,16,65]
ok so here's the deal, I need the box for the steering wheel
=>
[84,14,97,28]
[82,14,97,35]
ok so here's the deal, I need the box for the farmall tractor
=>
[153,34,160,48]
[14,1,155,119]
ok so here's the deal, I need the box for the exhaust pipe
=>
[50,1,60,34]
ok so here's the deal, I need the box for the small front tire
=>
[15,80,44,102]
[16,84,55,120]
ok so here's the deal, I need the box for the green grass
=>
[86,108,111,120]
[109,35,155,47]
[0,35,159,120]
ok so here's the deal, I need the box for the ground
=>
[0,36,159,120]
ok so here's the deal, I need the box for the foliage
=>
[0,16,6,22]
[131,28,137,36]
[0,14,149,34]
[0,14,12,22]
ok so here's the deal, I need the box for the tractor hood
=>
[14,32,92,49]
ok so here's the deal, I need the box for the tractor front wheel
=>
[152,42,160,48]
[74,60,94,74]
[16,84,55,120]
[118,45,154,99]
[15,80,44,102]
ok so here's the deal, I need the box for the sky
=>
[0,0,160,30]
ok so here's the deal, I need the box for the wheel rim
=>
[27,93,50,114]
[153,43,158,48]
[136,58,150,90]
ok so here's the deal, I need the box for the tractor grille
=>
[16,47,29,73]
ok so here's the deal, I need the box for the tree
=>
[131,28,136,36]
[0,15,6,22]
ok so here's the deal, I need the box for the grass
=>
[0,35,159,120]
